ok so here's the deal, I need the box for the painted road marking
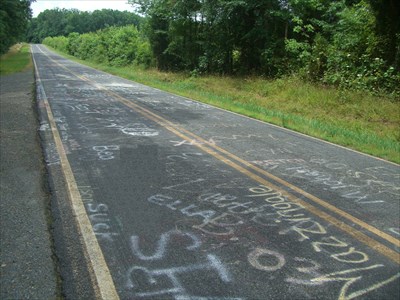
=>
[35,45,400,264]
[109,98,400,265]
[32,45,119,300]
[174,127,400,247]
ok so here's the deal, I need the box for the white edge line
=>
[32,45,119,300]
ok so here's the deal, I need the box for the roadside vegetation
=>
[0,43,31,75]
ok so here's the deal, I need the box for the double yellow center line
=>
[36,45,400,265]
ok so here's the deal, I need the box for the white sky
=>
[31,0,135,17]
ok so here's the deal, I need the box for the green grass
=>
[45,46,400,164]
[0,43,32,76]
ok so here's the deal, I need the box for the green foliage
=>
[104,26,139,66]
[41,0,399,95]
[42,36,68,53]
[307,33,329,80]
[130,0,289,74]
[0,0,32,54]
[284,39,311,72]
[126,0,398,95]
[75,33,101,61]
[368,0,400,70]
[323,1,399,95]
[43,25,154,69]
[26,8,142,43]
[66,32,80,57]
[135,38,154,67]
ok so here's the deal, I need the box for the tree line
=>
[26,8,142,43]
[0,2,142,55]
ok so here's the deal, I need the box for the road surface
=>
[31,44,399,299]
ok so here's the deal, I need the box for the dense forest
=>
[128,0,399,94]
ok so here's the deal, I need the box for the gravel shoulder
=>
[0,69,58,299]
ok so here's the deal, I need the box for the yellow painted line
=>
[113,97,400,265]
[105,87,400,250]
[37,45,400,264]
[175,128,400,248]
[32,45,119,300]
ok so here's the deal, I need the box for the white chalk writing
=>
[87,203,118,242]
[106,122,159,136]
[92,145,119,160]
[126,230,234,299]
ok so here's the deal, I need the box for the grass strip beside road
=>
[44,46,400,164]
[0,44,32,76]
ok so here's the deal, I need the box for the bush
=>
[42,36,68,53]
[66,32,80,56]
[75,33,100,61]
[102,26,139,66]
[134,38,154,67]
[43,25,154,69]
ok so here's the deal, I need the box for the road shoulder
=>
[0,69,59,298]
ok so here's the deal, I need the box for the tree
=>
[323,0,399,92]
[368,0,400,70]
[129,0,287,74]
[0,0,33,54]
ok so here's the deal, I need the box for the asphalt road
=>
[32,44,399,300]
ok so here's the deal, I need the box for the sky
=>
[31,0,135,17]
